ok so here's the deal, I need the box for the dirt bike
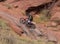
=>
[20,18,36,29]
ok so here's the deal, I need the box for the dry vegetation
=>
[33,9,51,24]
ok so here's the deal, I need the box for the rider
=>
[26,15,33,25]
[28,15,33,22]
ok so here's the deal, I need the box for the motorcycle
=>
[20,18,36,29]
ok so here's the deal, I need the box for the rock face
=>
[51,12,60,25]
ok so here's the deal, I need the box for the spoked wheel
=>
[20,18,26,24]
[26,22,36,29]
